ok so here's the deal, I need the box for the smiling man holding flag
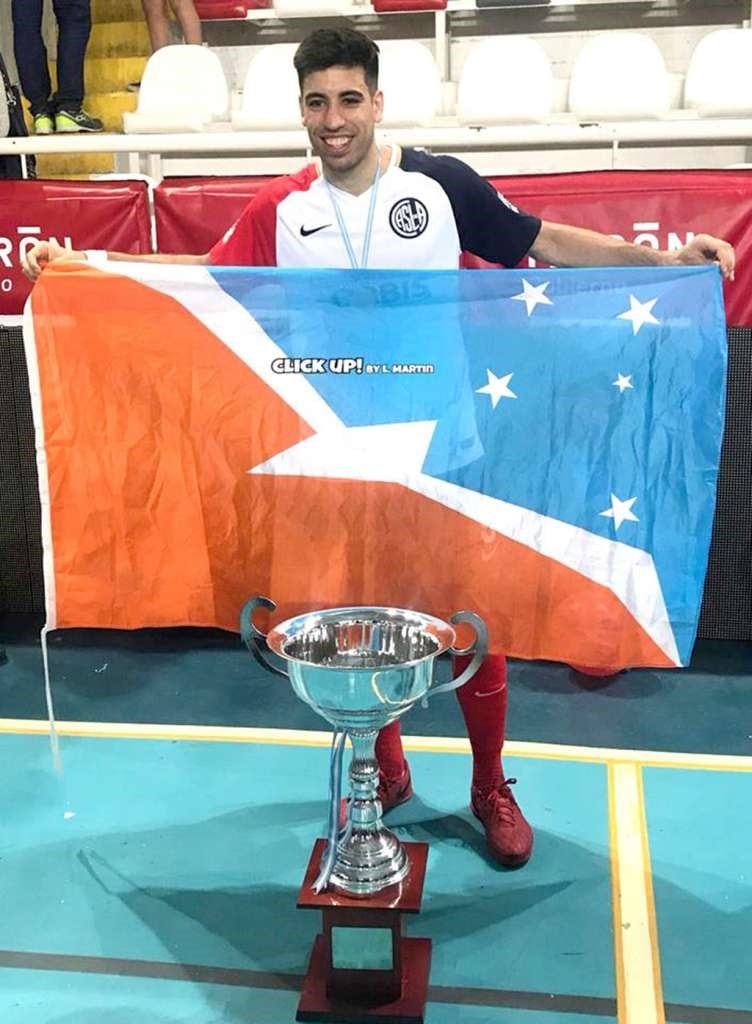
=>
[23,27,734,870]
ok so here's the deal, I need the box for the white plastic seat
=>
[568,33,671,120]
[123,45,229,133]
[232,44,300,130]
[457,37,554,125]
[684,29,752,116]
[378,41,441,127]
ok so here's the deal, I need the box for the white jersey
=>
[209,146,541,270]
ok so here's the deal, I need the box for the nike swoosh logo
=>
[300,224,331,237]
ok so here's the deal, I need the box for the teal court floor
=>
[0,621,751,1024]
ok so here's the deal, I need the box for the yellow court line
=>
[607,767,627,1024]
[637,768,666,1024]
[1,718,752,772]
[608,763,665,1024]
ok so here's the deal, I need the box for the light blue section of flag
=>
[210,266,727,665]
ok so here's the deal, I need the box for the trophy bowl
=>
[241,597,487,897]
[268,605,456,732]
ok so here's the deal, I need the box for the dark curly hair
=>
[294,27,380,93]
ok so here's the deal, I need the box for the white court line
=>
[1,719,752,772]
[609,763,665,1024]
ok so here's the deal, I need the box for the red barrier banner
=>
[0,180,151,317]
[478,169,752,326]
[154,176,274,255]
[155,169,752,324]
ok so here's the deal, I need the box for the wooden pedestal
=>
[296,839,431,1023]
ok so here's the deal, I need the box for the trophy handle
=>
[430,610,488,697]
[239,596,288,679]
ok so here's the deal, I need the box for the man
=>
[23,27,735,869]
[12,0,103,134]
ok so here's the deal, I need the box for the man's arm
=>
[530,220,736,280]
[22,240,210,282]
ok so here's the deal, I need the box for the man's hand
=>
[673,233,736,280]
[22,240,87,282]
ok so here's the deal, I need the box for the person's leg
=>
[141,0,174,52]
[454,653,533,866]
[375,721,412,804]
[455,653,506,791]
[11,0,52,117]
[51,0,91,113]
[168,0,203,45]
[375,721,408,781]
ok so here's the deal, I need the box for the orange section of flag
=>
[31,264,312,629]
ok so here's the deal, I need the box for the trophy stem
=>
[348,731,380,830]
[328,728,410,897]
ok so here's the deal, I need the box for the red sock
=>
[453,653,507,793]
[375,720,407,780]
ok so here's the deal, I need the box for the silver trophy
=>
[241,597,487,898]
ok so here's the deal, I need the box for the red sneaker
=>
[377,764,414,812]
[471,778,534,867]
[339,764,413,827]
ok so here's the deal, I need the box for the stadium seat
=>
[477,0,548,5]
[194,0,271,17]
[273,0,354,12]
[123,45,230,133]
[232,43,300,130]
[379,41,442,126]
[568,32,671,120]
[684,29,752,116]
[373,1,447,10]
[457,38,554,125]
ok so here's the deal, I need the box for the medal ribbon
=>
[324,147,382,269]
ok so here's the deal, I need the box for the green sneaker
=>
[33,112,55,135]
[55,108,104,133]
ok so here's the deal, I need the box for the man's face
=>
[299,65,383,176]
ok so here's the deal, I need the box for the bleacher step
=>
[86,20,151,60]
[70,56,148,95]
[92,0,146,23]
[36,153,116,178]
[86,91,139,131]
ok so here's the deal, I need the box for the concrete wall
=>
[0,4,17,81]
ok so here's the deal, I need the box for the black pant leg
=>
[51,0,92,112]
[11,0,52,116]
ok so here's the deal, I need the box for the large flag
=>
[25,262,726,668]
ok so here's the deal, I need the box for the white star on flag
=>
[512,279,553,316]
[617,295,660,335]
[612,373,634,393]
[600,494,640,531]
[476,370,517,409]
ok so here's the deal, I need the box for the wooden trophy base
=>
[296,839,431,1024]
[297,934,431,1024]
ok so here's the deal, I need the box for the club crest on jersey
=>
[389,198,429,239]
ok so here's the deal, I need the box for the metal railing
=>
[1,118,751,180]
